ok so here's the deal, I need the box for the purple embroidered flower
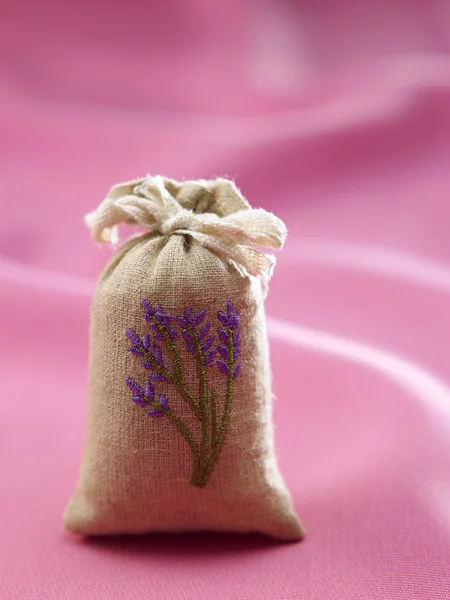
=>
[142,299,156,315]
[147,321,164,340]
[201,335,214,353]
[216,360,229,376]
[217,328,228,344]
[193,309,206,326]
[177,307,206,328]
[215,301,241,380]
[142,333,152,351]
[182,330,192,342]
[148,373,165,382]
[126,328,149,357]
[198,322,211,341]
[132,396,147,407]
[147,393,169,417]
[217,300,240,331]
[142,299,175,329]
[155,305,171,328]
[178,307,215,362]
[204,348,217,366]
[126,328,142,346]
[126,377,144,397]
[129,346,144,357]
[127,375,170,415]
[217,345,229,360]
[233,363,241,379]
[153,345,164,366]
[233,332,241,364]
[145,378,155,400]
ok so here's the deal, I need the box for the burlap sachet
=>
[64,175,303,541]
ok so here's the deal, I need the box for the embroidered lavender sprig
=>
[177,308,218,366]
[217,300,241,379]
[200,301,241,484]
[126,376,169,416]
[124,300,241,487]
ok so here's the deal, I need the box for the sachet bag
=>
[64,175,303,541]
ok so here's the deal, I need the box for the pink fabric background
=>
[1,1,450,598]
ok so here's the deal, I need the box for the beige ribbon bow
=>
[85,175,287,281]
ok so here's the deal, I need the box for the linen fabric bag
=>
[64,175,303,541]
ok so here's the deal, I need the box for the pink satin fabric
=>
[2,1,450,598]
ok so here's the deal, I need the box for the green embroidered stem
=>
[147,398,200,473]
[154,318,184,379]
[142,348,202,420]
[191,325,209,487]
[202,327,235,485]
[210,389,219,447]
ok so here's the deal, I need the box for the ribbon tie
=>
[85,175,287,281]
